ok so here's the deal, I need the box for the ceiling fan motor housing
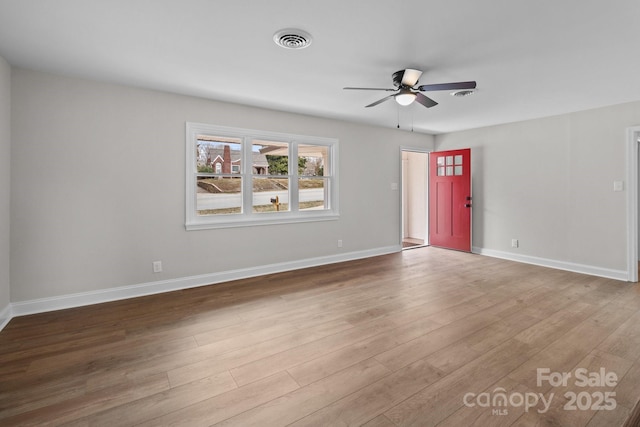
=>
[392,70,405,87]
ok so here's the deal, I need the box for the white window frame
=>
[186,122,339,230]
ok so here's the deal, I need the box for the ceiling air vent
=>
[451,89,475,97]
[273,28,312,49]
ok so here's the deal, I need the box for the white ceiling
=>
[0,0,638,134]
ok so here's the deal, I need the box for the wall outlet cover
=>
[152,261,163,273]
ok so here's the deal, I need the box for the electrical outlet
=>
[337,239,343,248]
[511,239,519,248]
[152,261,163,273]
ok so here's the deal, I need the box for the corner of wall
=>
[0,55,11,331]
[0,303,11,331]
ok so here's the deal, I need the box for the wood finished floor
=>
[1,247,640,426]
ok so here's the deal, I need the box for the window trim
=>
[186,122,339,230]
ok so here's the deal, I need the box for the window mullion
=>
[290,142,299,212]
[242,136,253,216]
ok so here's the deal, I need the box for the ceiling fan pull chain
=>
[411,109,414,132]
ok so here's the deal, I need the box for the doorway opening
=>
[401,148,429,250]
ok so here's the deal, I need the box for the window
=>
[436,154,464,176]
[186,122,339,230]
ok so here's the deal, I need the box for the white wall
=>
[8,66,638,311]
[436,101,640,278]
[10,68,434,303]
[0,56,10,324]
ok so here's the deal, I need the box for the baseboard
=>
[4,243,625,333]
[8,245,401,321]
[472,246,628,282]
[0,303,11,331]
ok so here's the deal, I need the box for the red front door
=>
[429,148,472,252]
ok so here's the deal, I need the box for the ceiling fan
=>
[344,69,476,108]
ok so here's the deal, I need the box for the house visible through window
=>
[186,122,339,229]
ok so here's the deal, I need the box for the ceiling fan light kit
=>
[344,68,477,110]
[395,88,416,106]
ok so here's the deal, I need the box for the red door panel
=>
[429,148,471,252]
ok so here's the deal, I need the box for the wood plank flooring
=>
[1,247,640,426]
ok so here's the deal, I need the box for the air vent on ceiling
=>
[273,28,312,49]
[451,89,475,97]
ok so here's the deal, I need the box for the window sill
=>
[186,211,340,230]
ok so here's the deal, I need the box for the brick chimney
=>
[222,145,231,174]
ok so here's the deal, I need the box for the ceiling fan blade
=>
[417,81,477,92]
[344,87,396,91]
[365,95,395,108]
[400,69,423,87]
[414,92,438,108]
